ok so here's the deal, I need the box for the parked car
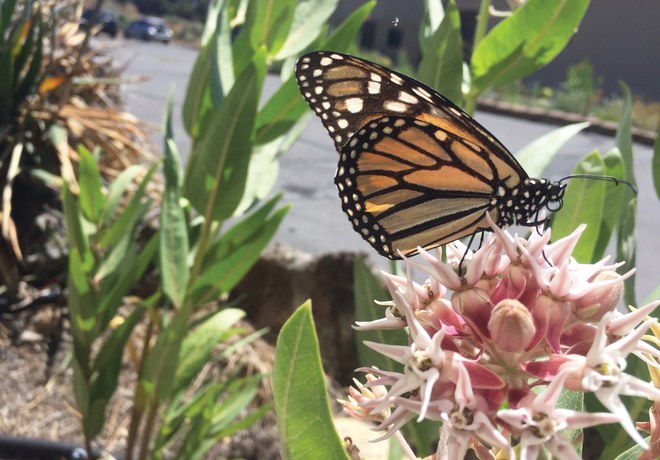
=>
[124,17,173,43]
[80,9,119,38]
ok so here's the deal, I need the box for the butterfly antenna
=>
[558,174,638,195]
[458,233,478,279]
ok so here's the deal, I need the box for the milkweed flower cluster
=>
[341,217,660,460]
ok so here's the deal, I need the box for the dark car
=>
[80,9,119,38]
[124,17,173,43]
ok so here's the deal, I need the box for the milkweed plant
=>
[341,216,660,459]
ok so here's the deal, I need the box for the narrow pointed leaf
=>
[274,0,339,60]
[77,147,104,224]
[161,97,189,308]
[614,82,637,306]
[173,308,245,394]
[184,49,267,221]
[245,0,296,55]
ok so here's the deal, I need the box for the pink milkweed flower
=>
[498,368,621,460]
[345,216,659,459]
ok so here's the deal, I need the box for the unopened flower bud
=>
[574,271,623,321]
[488,299,536,352]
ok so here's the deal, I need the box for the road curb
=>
[477,98,657,146]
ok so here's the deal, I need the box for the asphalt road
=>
[105,39,659,302]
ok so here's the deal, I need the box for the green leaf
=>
[618,198,637,306]
[77,146,104,224]
[551,151,606,263]
[273,302,350,460]
[613,442,648,460]
[274,0,339,60]
[592,148,625,261]
[516,121,590,178]
[470,0,590,94]
[161,96,189,308]
[190,196,288,302]
[245,0,296,56]
[418,0,444,52]
[85,304,146,438]
[182,38,213,137]
[184,49,267,222]
[142,307,192,404]
[98,164,157,248]
[173,308,245,394]
[254,0,375,146]
[97,234,158,327]
[653,132,660,200]
[614,82,637,307]
[100,165,144,227]
[417,0,463,104]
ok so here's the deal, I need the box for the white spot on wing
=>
[384,101,408,112]
[398,91,419,104]
[345,97,364,113]
[320,57,333,66]
[337,119,349,129]
[368,81,381,94]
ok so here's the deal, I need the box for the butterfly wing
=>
[295,51,530,258]
[337,116,515,258]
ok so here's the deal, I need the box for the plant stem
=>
[472,0,492,51]
[464,0,492,115]
[125,316,155,459]
[137,404,159,460]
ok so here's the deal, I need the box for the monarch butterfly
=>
[295,51,567,259]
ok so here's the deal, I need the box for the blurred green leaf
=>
[77,146,104,224]
[274,0,339,60]
[592,148,625,261]
[653,133,660,200]
[615,82,637,306]
[245,0,296,56]
[617,198,637,304]
[183,38,213,137]
[238,116,306,214]
[184,49,267,221]
[0,0,18,39]
[142,306,191,404]
[613,443,648,460]
[99,165,144,227]
[173,308,245,394]
[417,0,463,104]
[161,96,189,308]
[516,121,590,178]
[419,0,444,52]
[551,151,606,263]
[97,233,158,327]
[255,0,375,147]
[470,0,589,94]
[191,195,288,302]
[273,301,350,460]
[86,304,146,438]
[98,164,156,248]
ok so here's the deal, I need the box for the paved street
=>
[105,39,659,302]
